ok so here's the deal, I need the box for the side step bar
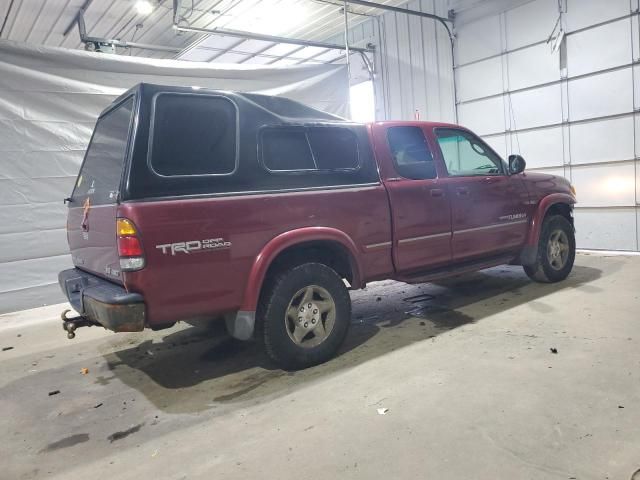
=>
[394,253,518,284]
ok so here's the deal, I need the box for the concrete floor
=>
[1,253,639,480]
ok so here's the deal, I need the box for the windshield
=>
[71,97,134,205]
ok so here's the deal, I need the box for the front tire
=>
[259,262,351,370]
[524,214,575,283]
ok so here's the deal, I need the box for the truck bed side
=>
[119,186,393,326]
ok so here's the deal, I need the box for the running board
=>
[394,253,518,284]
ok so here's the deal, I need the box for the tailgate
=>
[66,96,135,283]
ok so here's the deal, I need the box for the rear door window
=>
[261,126,359,172]
[149,94,238,176]
[386,126,437,180]
[72,97,134,205]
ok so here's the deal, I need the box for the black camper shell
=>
[73,83,379,205]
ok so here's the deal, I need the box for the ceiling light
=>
[225,0,309,35]
[135,0,154,16]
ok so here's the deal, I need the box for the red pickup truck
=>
[59,83,576,369]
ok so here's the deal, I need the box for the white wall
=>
[374,0,456,122]
[454,0,640,251]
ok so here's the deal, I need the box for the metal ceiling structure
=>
[0,0,408,64]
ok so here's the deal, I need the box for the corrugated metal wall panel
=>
[454,0,640,251]
[344,0,455,122]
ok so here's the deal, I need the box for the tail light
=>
[117,218,145,271]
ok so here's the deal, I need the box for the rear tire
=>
[524,214,575,283]
[259,262,351,370]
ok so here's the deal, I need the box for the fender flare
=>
[520,193,575,266]
[240,227,363,312]
[526,193,576,246]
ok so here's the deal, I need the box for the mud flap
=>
[225,311,255,341]
[518,245,538,266]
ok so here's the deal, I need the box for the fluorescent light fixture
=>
[226,0,309,35]
[135,0,154,15]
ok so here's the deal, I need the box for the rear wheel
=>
[259,262,351,370]
[524,214,575,283]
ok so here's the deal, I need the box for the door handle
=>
[484,176,499,184]
[430,188,445,197]
[456,186,469,196]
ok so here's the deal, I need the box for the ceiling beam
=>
[75,9,181,53]
[62,0,94,37]
[345,0,453,39]
[173,24,374,53]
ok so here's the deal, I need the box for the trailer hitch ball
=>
[61,310,98,339]
[61,310,77,339]
[62,320,77,339]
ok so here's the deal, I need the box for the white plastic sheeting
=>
[0,40,349,303]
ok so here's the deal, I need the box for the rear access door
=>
[66,95,136,284]
[373,124,452,274]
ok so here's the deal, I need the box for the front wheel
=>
[524,214,575,283]
[259,262,351,370]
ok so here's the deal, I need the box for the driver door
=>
[432,127,529,262]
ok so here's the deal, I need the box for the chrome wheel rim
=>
[285,285,336,348]
[547,229,570,271]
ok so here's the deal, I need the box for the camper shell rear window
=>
[71,96,135,205]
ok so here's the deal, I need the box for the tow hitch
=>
[61,309,99,339]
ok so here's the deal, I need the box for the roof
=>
[370,120,463,129]
[0,0,406,62]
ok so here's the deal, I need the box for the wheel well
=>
[264,241,356,287]
[545,202,573,226]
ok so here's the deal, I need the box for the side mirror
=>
[508,154,526,174]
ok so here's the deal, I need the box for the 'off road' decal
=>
[156,238,231,256]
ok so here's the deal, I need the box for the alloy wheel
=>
[547,229,570,270]
[284,285,336,348]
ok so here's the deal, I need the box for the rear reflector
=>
[116,218,145,271]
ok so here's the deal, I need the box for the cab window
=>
[386,126,436,180]
[435,128,503,176]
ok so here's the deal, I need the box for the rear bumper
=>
[58,268,145,332]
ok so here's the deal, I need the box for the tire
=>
[524,214,575,283]
[259,262,351,370]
